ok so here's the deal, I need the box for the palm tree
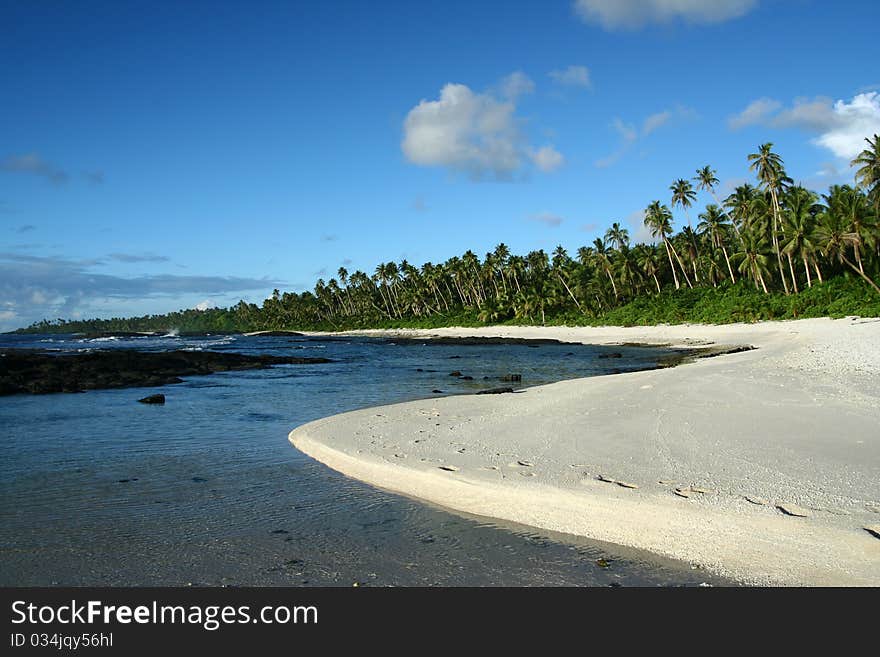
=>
[780,191,820,288]
[635,244,663,293]
[815,210,880,294]
[748,143,790,294]
[731,228,771,293]
[670,178,697,228]
[694,165,738,234]
[697,204,736,284]
[604,222,630,250]
[551,245,583,311]
[591,238,619,299]
[824,185,876,275]
[644,201,692,289]
[851,134,880,215]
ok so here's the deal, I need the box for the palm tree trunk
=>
[841,253,880,294]
[652,273,660,294]
[757,267,769,294]
[662,239,680,290]
[770,189,790,295]
[605,269,618,299]
[722,245,736,284]
[813,260,823,283]
[668,241,693,288]
[787,253,799,294]
[557,273,583,311]
[803,257,812,288]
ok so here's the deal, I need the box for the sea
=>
[0,332,729,586]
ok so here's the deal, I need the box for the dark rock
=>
[431,389,444,394]
[460,375,473,380]
[0,349,332,395]
[598,352,623,359]
[415,368,423,372]
[138,394,165,404]
[476,387,515,395]
[448,355,461,359]
[449,370,462,377]
[500,373,522,382]
[191,477,208,483]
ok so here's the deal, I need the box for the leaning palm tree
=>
[670,178,697,228]
[748,143,790,294]
[697,204,736,284]
[851,134,880,215]
[814,210,880,294]
[644,201,692,289]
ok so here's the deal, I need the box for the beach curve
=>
[288,318,880,585]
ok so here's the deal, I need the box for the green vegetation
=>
[17,138,880,335]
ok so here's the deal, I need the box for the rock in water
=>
[776,503,810,517]
[475,387,514,395]
[138,394,165,404]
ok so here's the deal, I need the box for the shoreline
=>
[289,318,880,585]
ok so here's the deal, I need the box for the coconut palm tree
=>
[604,222,630,250]
[814,210,880,294]
[591,238,619,299]
[694,165,738,234]
[748,143,790,294]
[670,178,697,228]
[697,204,736,284]
[780,189,820,288]
[851,134,880,215]
[644,201,692,289]
[731,229,771,293]
[635,244,663,293]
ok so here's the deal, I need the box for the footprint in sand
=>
[744,496,769,506]
[864,525,880,539]
[438,465,459,472]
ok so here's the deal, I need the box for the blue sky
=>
[2,0,879,330]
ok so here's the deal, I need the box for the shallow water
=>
[0,333,730,586]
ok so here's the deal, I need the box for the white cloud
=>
[642,110,672,136]
[195,299,215,311]
[402,79,561,179]
[530,146,565,172]
[500,71,535,99]
[549,65,592,88]
[573,0,758,30]
[812,94,880,160]
[728,92,880,160]
[595,107,693,168]
[625,208,657,244]
[530,212,564,227]
[728,97,782,129]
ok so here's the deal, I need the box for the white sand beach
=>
[289,318,880,585]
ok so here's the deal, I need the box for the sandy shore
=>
[289,318,880,585]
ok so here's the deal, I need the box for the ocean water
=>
[0,333,729,586]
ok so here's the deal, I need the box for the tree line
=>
[18,137,880,335]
